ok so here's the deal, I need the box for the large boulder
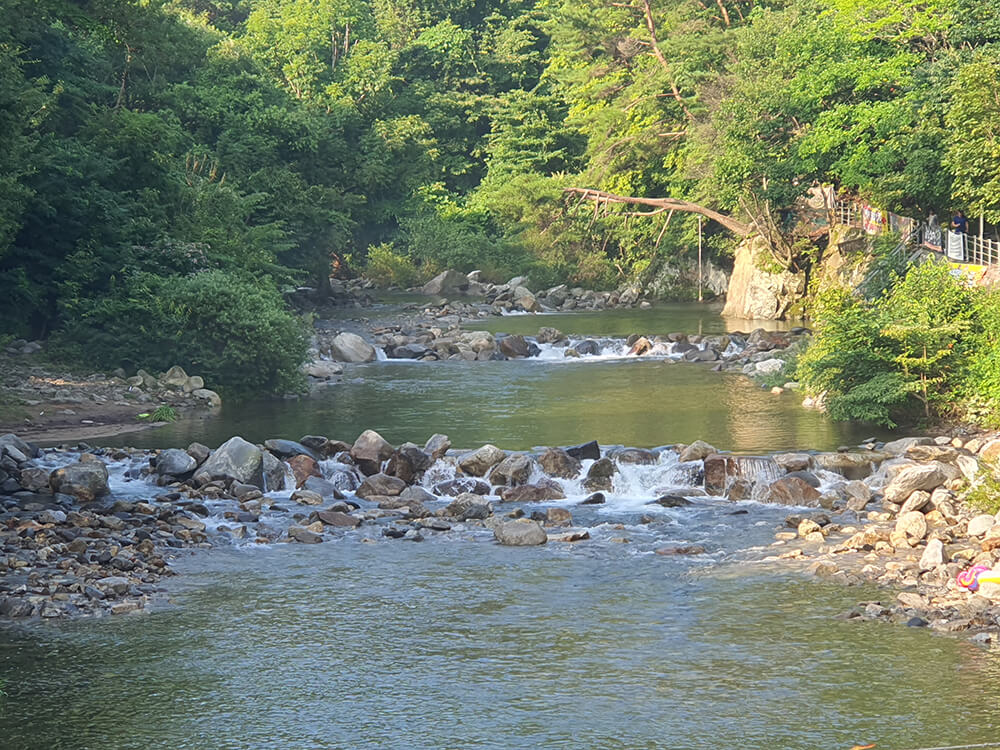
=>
[422,269,469,296]
[884,464,949,504]
[443,493,492,521]
[500,481,566,502]
[538,448,582,479]
[155,449,197,477]
[329,332,376,363]
[386,443,433,484]
[356,473,407,498]
[678,440,716,463]
[763,476,822,506]
[458,444,506,477]
[583,457,617,492]
[493,519,547,546]
[0,434,40,460]
[161,365,189,388]
[895,511,928,543]
[721,235,806,320]
[49,458,109,502]
[194,436,264,489]
[490,454,534,486]
[512,286,542,312]
[498,335,531,359]
[351,430,395,475]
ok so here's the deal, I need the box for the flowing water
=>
[2,304,997,749]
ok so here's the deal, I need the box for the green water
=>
[106,360,887,453]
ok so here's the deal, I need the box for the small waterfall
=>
[731,456,783,485]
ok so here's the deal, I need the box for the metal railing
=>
[967,234,1000,267]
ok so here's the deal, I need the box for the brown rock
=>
[287,454,321,489]
[764,476,822,506]
[538,448,582,479]
[351,430,395,475]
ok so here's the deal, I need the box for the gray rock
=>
[967,514,996,537]
[422,269,469,296]
[614,448,658,465]
[458,444,507,477]
[0,434,39,460]
[401,485,437,504]
[264,439,320,462]
[155,448,197,477]
[581,492,605,505]
[919,538,946,570]
[884,464,948,504]
[316,510,360,527]
[194,436,264,489]
[895,511,928,542]
[493,518,547,546]
[386,443,433,484]
[329,332,376,363]
[161,365,189,387]
[288,526,323,544]
[187,442,211,465]
[49,459,110,502]
[498,335,531,359]
[583,457,617,492]
[882,436,935,455]
[490,454,534,486]
[424,434,451,459]
[566,440,601,460]
[192,388,222,407]
[500,481,566,502]
[443,493,492,520]
[304,360,344,379]
[262,450,287,492]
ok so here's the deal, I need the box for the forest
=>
[2,0,1000,399]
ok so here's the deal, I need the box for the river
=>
[1,303,997,750]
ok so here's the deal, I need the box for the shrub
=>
[364,243,429,288]
[53,270,308,396]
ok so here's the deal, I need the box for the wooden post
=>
[697,216,704,303]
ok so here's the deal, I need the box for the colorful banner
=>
[949,262,988,286]
[923,223,942,251]
[888,213,916,241]
[862,204,883,235]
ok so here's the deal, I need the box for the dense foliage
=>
[799,261,1000,427]
[3,0,1000,396]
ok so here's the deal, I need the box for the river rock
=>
[356,473,406,498]
[537,327,567,344]
[386,443,433,484]
[581,492,605,504]
[583,457,617,492]
[678,441,716,463]
[882,436,935,455]
[422,269,469,296]
[316,510,361,527]
[329,332,376,363]
[291,489,324,505]
[192,388,222,408]
[351,430,395,475]
[264,439,320,462]
[919,538,946,570]
[979,438,1000,464]
[614,448,658,465]
[287,454,321,488]
[784,470,821,488]
[493,519,547,546]
[288,525,323,544]
[194,436,264,489]
[490,454,534,486]
[304,360,344,379]
[49,459,110,502]
[774,453,812,472]
[575,340,600,356]
[654,545,706,556]
[764,476,822,506]
[498,335,531,359]
[812,451,882,480]
[433,478,490,496]
[155,448,197,477]
[566,440,601,460]
[401,486,437,504]
[899,490,931,514]
[443,493,492,521]
[703,454,737,495]
[500,480,565,502]
[906,444,959,463]
[458,444,506,476]
[262,451,286,492]
[628,337,653,356]
[545,507,572,526]
[18,467,51,491]
[187,442,211,465]
[160,365,189,388]
[967,514,996,537]
[0,434,39,460]
[884,464,949,504]
[424,434,451,459]
[895,511,928,542]
[538,448,581,478]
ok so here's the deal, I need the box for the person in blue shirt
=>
[951,210,969,234]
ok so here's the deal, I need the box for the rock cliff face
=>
[721,236,807,320]
[639,256,730,301]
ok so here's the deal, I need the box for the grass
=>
[137,405,178,423]
[967,461,1000,515]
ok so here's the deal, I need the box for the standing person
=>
[951,209,969,234]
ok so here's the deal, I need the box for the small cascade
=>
[420,458,459,488]
[375,348,389,361]
[731,456,784,485]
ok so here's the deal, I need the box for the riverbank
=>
[2,426,999,642]
[0,346,223,444]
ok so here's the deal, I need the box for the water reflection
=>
[101,360,889,453]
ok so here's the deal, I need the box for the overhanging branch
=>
[565,187,755,237]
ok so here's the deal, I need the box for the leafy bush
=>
[962,286,1000,427]
[53,270,308,396]
[799,260,979,426]
[364,243,429,288]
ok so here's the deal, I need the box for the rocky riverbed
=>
[0,344,223,442]
[3,424,999,643]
